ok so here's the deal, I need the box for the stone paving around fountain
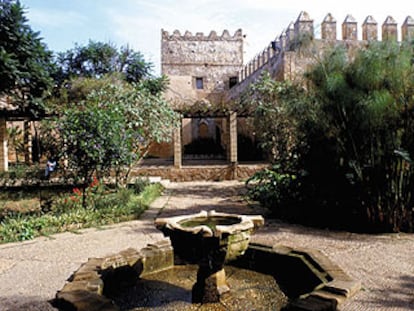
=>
[0,180,413,310]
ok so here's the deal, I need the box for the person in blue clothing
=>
[45,154,57,178]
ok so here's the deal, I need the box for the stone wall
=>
[161,29,244,107]
[131,163,269,182]
[228,12,414,99]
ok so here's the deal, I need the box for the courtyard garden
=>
[0,1,177,243]
[1,0,414,248]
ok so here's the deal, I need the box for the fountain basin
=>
[155,210,264,262]
[51,240,361,311]
[155,210,264,302]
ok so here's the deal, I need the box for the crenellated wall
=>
[228,12,414,99]
[161,29,244,107]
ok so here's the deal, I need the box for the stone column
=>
[229,111,237,164]
[286,22,295,48]
[23,120,32,164]
[262,50,267,66]
[279,31,287,50]
[248,60,254,76]
[294,11,314,39]
[173,121,182,169]
[0,118,8,172]
[362,16,378,41]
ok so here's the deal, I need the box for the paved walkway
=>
[0,181,413,310]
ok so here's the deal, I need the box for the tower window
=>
[195,77,204,89]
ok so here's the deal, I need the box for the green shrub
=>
[128,177,150,194]
[0,216,35,242]
[244,41,414,232]
[0,183,163,243]
[246,165,301,220]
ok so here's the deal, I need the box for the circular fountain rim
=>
[155,210,264,237]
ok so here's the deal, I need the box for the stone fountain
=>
[154,210,264,303]
[52,210,360,311]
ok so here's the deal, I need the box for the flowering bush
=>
[53,177,105,212]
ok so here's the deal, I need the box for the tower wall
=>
[161,29,244,107]
[228,12,414,100]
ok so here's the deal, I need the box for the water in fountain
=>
[110,264,288,310]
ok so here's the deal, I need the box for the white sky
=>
[22,0,413,75]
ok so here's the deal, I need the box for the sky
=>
[22,0,413,76]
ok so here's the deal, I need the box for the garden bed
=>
[0,180,163,243]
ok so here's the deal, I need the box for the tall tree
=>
[57,79,179,197]
[0,0,53,112]
[54,41,153,86]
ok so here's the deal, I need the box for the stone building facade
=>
[149,11,414,178]
[151,11,414,169]
[161,29,243,106]
[156,29,244,164]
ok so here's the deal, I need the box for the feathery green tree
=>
[246,41,414,232]
[0,0,53,112]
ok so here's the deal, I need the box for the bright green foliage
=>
[0,0,53,111]
[246,41,414,232]
[58,91,136,189]
[56,79,179,194]
[0,183,162,243]
[240,72,309,167]
[246,164,298,209]
[54,41,152,86]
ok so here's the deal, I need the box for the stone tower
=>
[161,29,244,106]
[160,29,244,162]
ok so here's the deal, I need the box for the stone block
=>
[72,270,100,282]
[76,258,103,274]
[61,278,104,295]
[54,290,119,311]
[141,242,174,275]
[287,295,337,311]
[100,255,128,270]
[118,248,141,266]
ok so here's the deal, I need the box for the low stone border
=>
[236,243,361,310]
[51,240,360,311]
[132,163,269,181]
[51,240,174,311]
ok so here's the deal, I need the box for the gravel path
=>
[0,180,413,310]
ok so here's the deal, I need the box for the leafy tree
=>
[57,79,179,202]
[54,41,152,86]
[240,72,308,167]
[59,98,135,206]
[0,0,53,112]
[6,125,24,162]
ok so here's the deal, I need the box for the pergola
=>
[0,98,46,172]
[172,106,252,169]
